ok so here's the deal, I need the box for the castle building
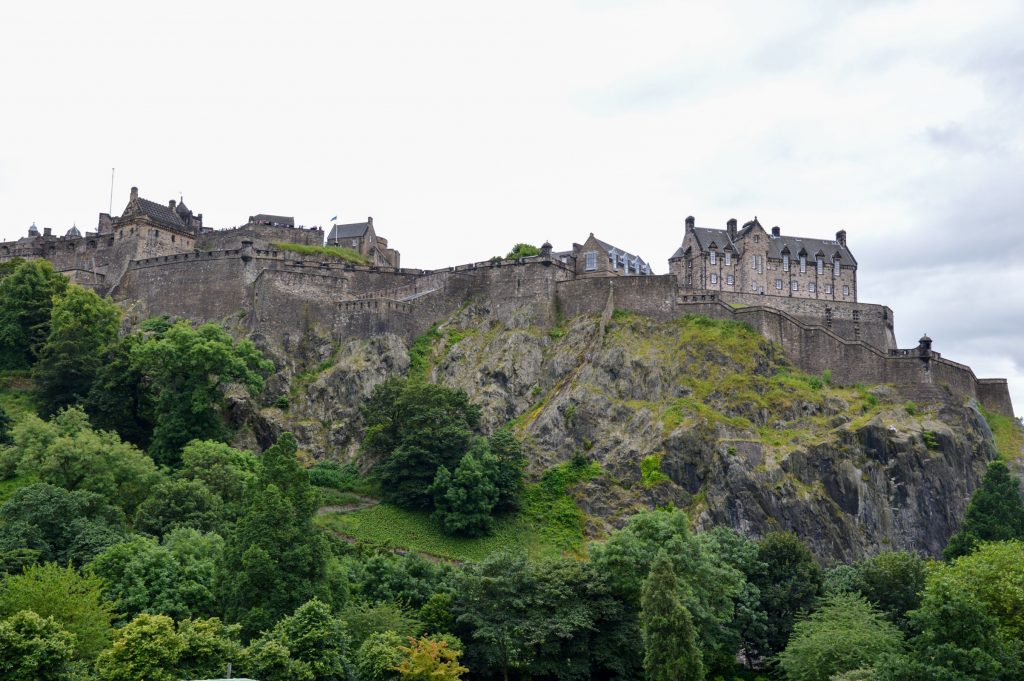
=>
[670,216,857,302]
[327,217,400,268]
[552,233,651,277]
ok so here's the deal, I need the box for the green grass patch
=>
[640,454,670,488]
[317,459,600,562]
[980,406,1024,462]
[271,241,370,265]
[316,487,367,508]
[408,324,442,383]
[0,371,36,418]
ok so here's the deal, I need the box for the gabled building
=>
[553,233,651,278]
[669,216,857,301]
[327,217,400,268]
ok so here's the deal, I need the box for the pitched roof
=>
[135,198,189,231]
[767,235,856,265]
[251,214,294,226]
[328,221,370,241]
[690,227,741,256]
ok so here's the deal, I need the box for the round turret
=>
[28,222,40,237]
[66,224,81,238]
[176,199,191,219]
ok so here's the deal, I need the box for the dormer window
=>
[782,253,790,272]
[724,252,732,266]
[799,254,806,273]
[833,257,841,277]
[709,249,717,265]
[585,251,597,271]
[816,257,824,275]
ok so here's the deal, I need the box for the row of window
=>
[772,279,850,295]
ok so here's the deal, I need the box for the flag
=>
[330,215,337,222]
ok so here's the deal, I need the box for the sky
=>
[1,0,1022,411]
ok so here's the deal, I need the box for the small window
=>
[783,254,790,271]
[816,258,824,275]
[808,282,816,293]
[775,279,783,290]
[843,285,850,296]
[585,251,598,271]
[751,282,758,292]
[799,255,806,273]
[791,281,799,291]
[352,239,358,247]
[710,273,718,284]
[825,284,833,294]
[687,275,692,285]
[709,250,717,265]
[754,235,760,243]
[726,274,734,285]
[171,234,176,243]
[724,252,731,266]
[833,260,840,277]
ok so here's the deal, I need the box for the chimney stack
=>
[169,199,176,210]
[836,229,846,245]
[727,218,737,240]
[130,186,138,201]
[772,226,781,237]
[43,227,52,236]
[368,217,373,227]
[685,216,695,233]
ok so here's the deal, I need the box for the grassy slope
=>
[980,405,1024,463]
[271,241,370,265]
[0,372,38,503]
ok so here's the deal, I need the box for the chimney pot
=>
[685,216,695,233]
[43,227,52,236]
[727,218,737,240]
[772,226,780,237]
[368,217,373,226]
[130,186,138,200]
[836,229,847,245]
[169,199,176,210]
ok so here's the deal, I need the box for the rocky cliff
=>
[237,304,1001,562]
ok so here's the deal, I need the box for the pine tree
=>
[945,461,1024,559]
[640,550,704,681]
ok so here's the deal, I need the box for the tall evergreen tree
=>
[641,550,704,681]
[945,461,1024,559]
[0,259,68,369]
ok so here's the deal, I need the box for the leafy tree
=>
[11,406,161,515]
[132,320,272,465]
[33,286,121,416]
[177,439,258,519]
[94,613,184,681]
[132,477,225,536]
[505,243,541,260]
[0,482,125,567]
[641,550,704,681]
[364,379,481,510]
[0,259,68,369]
[0,563,115,660]
[356,630,405,681]
[88,529,223,621]
[0,610,76,681]
[176,617,243,681]
[777,593,904,681]
[945,461,1024,559]
[0,405,12,445]
[431,444,499,537]
[242,599,355,681]
[852,551,926,632]
[354,552,452,610]
[487,426,526,513]
[218,433,333,639]
[419,592,456,635]
[748,531,822,660]
[341,601,423,649]
[83,333,154,448]
[395,635,468,680]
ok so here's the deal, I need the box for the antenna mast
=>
[109,168,115,214]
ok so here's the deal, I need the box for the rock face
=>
[252,305,999,562]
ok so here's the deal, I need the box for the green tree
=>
[0,610,76,681]
[242,599,354,681]
[84,333,154,448]
[748,531,822,660]
[0,482,125,567]
[178,439,258,512]
[505,243,541,260]
[0,405,12,445]
[641,550,704,681]
[176,617,244,681]
[88,529,223,621]
[777,593,904,681]
[94,613,184,681]
[218,433,332,639]
[341,601,423,649]
[0,563,115,661]
[132,477,224,536]
[395,635,468,680]
[430,445,499,537]
[33,286,121,416]
[487,427,526,513]
[0,259,68,369]
[852,551,926,633]
[355,630,405,681]
[364,379,481,511]
[945,461,1024,559]
[11,406,161,515]
[132,321,272,465]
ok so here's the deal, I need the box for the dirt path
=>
[315,495,379,515]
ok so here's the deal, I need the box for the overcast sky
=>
[2,0,1022,411]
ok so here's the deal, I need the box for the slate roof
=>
[251,213,294,226]
[767,235,856,265]
[135,198,189,231]
[690,227,740,256]
[328,221,370,241]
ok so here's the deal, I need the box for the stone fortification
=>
[2,187,1014,418]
